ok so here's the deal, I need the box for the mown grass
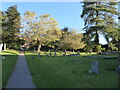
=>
[1,50,19,88]
[25,51,118,88]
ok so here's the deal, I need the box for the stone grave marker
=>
[32,55,34,60]
[46,54,48,57]
[49,52,52,57]
[38,52,41,57]
[48,49,50,53]
[77,51,80,55]
[54,52,57,57]
[44,52,48,56]
[0,56,5,59]
[115,65,120,73]
[89,60,99,74]
[64,51,67,56]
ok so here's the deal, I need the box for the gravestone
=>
[32,55,34,60]
[0,57,5,59]
[77,51,80,55]
[89,60,99,74]
[64,51,67,56]
[44,52,48,56]
[54,52,57,57]
[115,65,120,73]
[38,52,41,57]
[48,49,50,53]
[46,54,48,57]
[49,52,52,57]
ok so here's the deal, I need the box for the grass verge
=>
[2,50,19,88]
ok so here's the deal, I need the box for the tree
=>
[2,5,21,50]
[0,11,2,44]
[21,11,37,50]
[81,1,118,52]
[0,11,3,51]
[22,11,61,52]
[60,27,85,52]
[44,17,62,50]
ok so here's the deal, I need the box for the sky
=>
[2,2,118,45]
[2,2,84,32]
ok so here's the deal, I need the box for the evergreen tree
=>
[2,5,21,49]
[81,1,118,52]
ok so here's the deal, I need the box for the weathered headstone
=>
[46,54,48,57]
[89,60,99,74]
[44,52,48,56]
[0,57,5,59]
[70,54,80,56]
[77,51,80,55]
[64,51,67,56]
[32,55,34,60]
[49,52,52,57]
[62,54,65,56]
[115,65,120,73]
[38,52,41,57]
[48,49,50,53]
[67,55,70,58]
[54,52,57,57]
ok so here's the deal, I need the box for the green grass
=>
[1,50,19,88]
[25,51,118,88]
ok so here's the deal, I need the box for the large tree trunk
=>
[3,43,7,51]
[95,30,99,45]
[64,49,67,55]
[94,31,99,53]
[34,47,36,52]
[0,43,3,52]
[95,2,100,45]
[37,44,41,52]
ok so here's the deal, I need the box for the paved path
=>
[6,51,36,88]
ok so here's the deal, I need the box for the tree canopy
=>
[1,5,21,49]
[81,1,118,52]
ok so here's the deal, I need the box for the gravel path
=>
[6,51,36,88]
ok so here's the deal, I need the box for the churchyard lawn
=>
[25,51,118,88]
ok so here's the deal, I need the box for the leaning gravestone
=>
[89,60,99,74]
